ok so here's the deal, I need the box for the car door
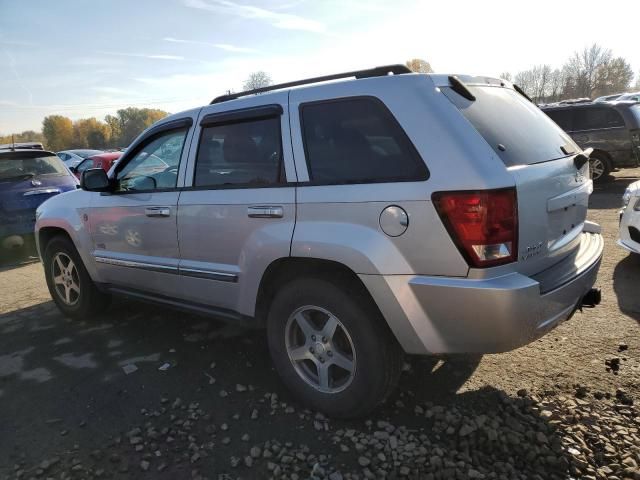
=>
[87,117,195,297]
[177,92,296,317]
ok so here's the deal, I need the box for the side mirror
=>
[81,168,111,192]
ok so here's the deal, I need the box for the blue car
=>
[0,143,78,251]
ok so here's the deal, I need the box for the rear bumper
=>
[618,203,640,254]
[361,230,603,355]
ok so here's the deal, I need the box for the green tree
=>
[104,114,122,147]
[115,108,169,147]
[42,115,73,151]
[73,118,110,149]
[406,58,434,73]
[0,130,44,145]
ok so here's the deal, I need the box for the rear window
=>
[443,86,577,166]
[300,97,428,184]
[0,153,69,181]
[573,107,625,131]
[545,109,573,131]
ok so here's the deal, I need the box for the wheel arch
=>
[253,257,383,327]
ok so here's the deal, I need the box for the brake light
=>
[433,188,518,268]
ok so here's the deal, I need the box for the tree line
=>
[2,49,636,150]
[0,107,168,152]
[501,43,639,104]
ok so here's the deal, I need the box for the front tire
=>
[267,277,403,418]
[589,154,611,183]
[43,235,110,319]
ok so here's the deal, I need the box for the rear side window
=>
[443,86,577,166]
[573,107,625,131]
[300,97,428,184]
[194,117,283,188]
[545,109,573,131]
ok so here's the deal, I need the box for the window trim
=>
[191,106,286,190]
[110,118,192,194]
[200,104,283,127]
[297,95,429,187]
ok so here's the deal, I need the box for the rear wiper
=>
[513,84,533,103]
[448,75,476,101]
[0,172,35,182]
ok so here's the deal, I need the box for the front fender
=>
[35,190,100,281]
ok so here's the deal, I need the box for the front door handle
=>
[145,206,171,217]
[247,205,284,218]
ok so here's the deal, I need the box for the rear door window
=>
[573,107,625,131]
[300,97,428,184]
[442,86,577,166]
[194,116,283,188]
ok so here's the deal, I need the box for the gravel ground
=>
[0,170,639,480]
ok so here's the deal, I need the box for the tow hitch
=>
[581,288,602,308]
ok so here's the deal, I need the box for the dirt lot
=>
[1,171,639,480]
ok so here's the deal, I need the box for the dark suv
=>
[541,101,640,181]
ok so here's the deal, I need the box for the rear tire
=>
[43,235,110,319]
[267,277,403,418]
[589,154,611,183]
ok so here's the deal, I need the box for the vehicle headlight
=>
[623,188,632,207]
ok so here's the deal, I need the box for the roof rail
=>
[0,141,44,151]
[210,64,412,104]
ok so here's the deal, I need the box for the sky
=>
[0,0,638,134]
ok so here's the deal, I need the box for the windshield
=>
[0,154,69,181]
[442,85,579,166]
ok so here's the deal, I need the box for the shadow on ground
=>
[590,173,639,210]
[1,299,581,479]
[613,252,640,324]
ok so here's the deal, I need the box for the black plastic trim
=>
[210,64,411,104]
[448,75,476,101]
[200,104,283,127]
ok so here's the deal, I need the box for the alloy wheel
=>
[285,305,356,394]
[51,252,81,306]
[589,158,605,181]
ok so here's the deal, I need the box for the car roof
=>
[59,149,103,155]
[86,152,121,161]
[0,148,58,158]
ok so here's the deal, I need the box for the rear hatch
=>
[0,151,77,225]
[441,76,592,276]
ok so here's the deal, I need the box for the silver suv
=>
[36,65,603,417]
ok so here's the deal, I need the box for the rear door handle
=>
[145,206,171,217]
[247,205,284,218]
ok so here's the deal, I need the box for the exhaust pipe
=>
[581,288,602,308]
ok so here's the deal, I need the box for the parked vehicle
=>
[619,180,640,255]
[594,93,623,103]
[70,152,121,180]
[615,92,640,103]
[35,66,603,417]
[57,149,103,168]
[1,144,78,251]
[541,101,640,181]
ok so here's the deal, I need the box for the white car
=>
[619,180,640,254]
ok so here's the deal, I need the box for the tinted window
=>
[545,109,573,131]
[116,129,187,192]
[300,98,427,184]
[76,158,95,173]
[573,107,625,130]
[443,86,577,166]
[194,116,283,187]
[0,153,69,180]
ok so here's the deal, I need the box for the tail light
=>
[433,188,518,268]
